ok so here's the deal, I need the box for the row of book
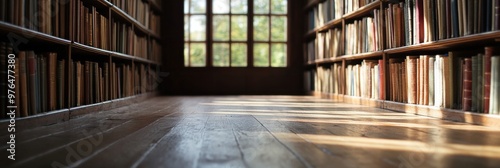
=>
[344,0,377,14]
[312,64,344,94]
[311,28,342,61]
[74,1,109,50]
[308,0,343,30]
[387,47,499,114]
[344,16,381,55]
[390,0,500,47]
[345,60,383,99]
[307,48,500,115]
[108,0,151,28]
[111,19,145,57]
[0,51,159,119]
[151,39,162,62]
[150,14,161,36]
[0,0,70,39]
[0,50,66,118]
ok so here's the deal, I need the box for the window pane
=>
[271,16,286,41]
[213,43,230,67]
[213,15,230,41]
[184,0,189,14]
[231,16,247,41]
[190,43,206,67]
[231,43,247,67]
[254,43,269,67]
[271,43,286,67]
[254,0,269,14]
[190,0,206,13]
[184,16,189,41]
[190,15,206,41]
[231,0,248,14]
[271,0,286,14]
[213,0,230,14]
[184,43,189,66]
[253,16,269,41]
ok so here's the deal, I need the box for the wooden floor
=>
[2,96,500,168]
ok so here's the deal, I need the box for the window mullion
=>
[248,0,254,67]
[207,0,213,67]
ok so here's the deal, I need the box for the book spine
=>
[463,58,472,111]
[484,47,493,113]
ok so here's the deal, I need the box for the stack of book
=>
[345,60,383,99]
[74,1,109,49]
[344,15,381,55]
[344,0,377,14]
[316,28,342,59]
[70,60,109,107]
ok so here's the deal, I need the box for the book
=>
[463,58,472,111]
[484,47,493,113]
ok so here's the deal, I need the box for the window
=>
[184,0,287,67]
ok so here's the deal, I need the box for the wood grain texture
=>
[2,96,500,168]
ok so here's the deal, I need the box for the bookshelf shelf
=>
[149,0,162,13]
[0,0,161,122]
[304,0,500,125]
[304,0,322,12]
[110,6,150,35]
[134,56,155,64]
[316,18,343,32]
[310,91,500,128]
[385,31,500,55]
[72,42,112,56]
[342,0,381,20]
[111,51,136,61]
[340,50,383,60]
[304,30,316,39]
[0,22,71,46]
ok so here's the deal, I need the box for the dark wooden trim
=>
[342,1,381,20]
[0,21,71,45]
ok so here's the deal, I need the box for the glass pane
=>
[213,43,230,67]
[184,43,189,66]
[190,15,206,41]
[231,16,247,41]
[190,43,206,67]
[231,43,247,67]
[271,16,286,41]
[254,43,269,67]
[271,43,286,67]
[213,15,230,41]
[231,0,248,14]
[271,0,286,14]
[213,0,230,14]
[190,0,206,13]
[253,16,269,41]
[184,0,189,14]
[254,0,269,14]
[184,16,189,41]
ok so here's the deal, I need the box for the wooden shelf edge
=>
[383,101,500,128]
[309,91,500,128]
[150,32,161,40]
[0,21,71,45]
[0,92,159,130]
[339,51,384,60]
[111,51,136,60]
[94,0,113,8]
[72,42,112,56]
[149,0,162,13]
[135,57,155,64]
[110,6,150,35]
[0,109,70,131]
[385,31,500,54]
[316,18,343,32]
[304,0,321,12]
[343,1,381,20]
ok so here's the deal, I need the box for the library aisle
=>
[3,96,500,168]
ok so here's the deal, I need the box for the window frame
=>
[184,0,288,68]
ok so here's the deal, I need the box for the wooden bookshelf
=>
[304,0,500,126]
[0,0,162,125]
